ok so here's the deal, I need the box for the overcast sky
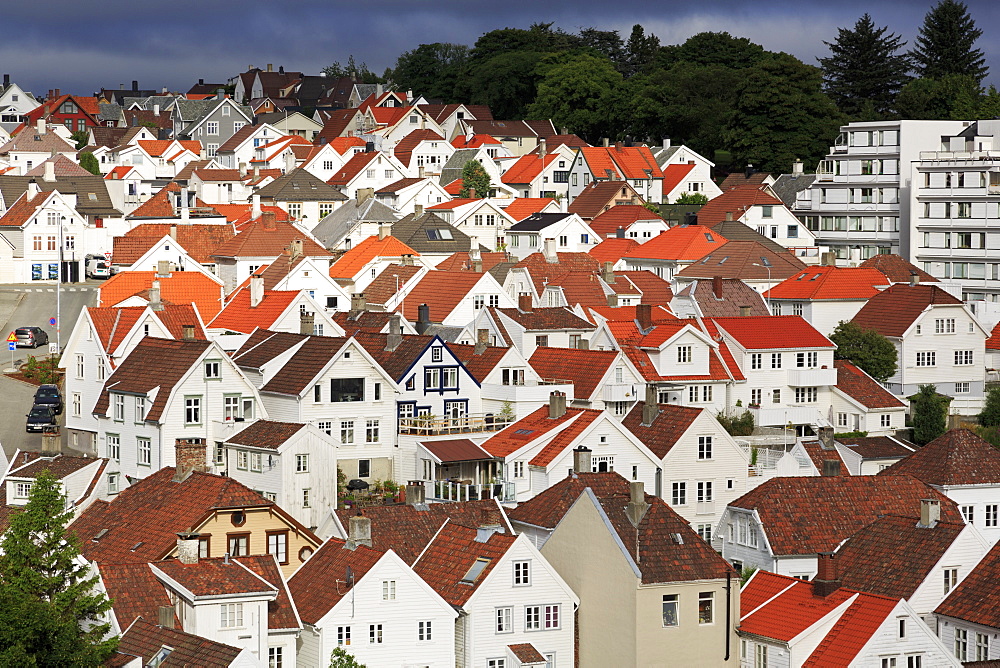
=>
[6,0,999,96]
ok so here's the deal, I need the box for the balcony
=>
[696,501,715,516]
[786,367,837,387]
[426,479,515,503]
[603,382,639,403]
[398,412,513,436]
[750,405,824,427]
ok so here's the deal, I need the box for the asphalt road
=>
[0,280,101,460]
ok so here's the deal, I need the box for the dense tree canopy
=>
[459,160,491,198]
[527,52,625,142]
[910,0,988,83]
[829,321,898,382]
[911,384,949,445]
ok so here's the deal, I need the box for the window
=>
[135,397,146,422]
[513,461,525,478]
[214,443,224,465]
[772,389,781,404]
[417,620,432,641]
[72,393,81,417]
[424,368,440,389]
[138,438,151,466]
[535,335,549,348]
[302,488,311,507]
[671,482,687,505]
[987,504,998,527]
[358,459,371,478]
[113,394,124,421]
[697,524,712,541]
[755,644,767,668]
[488,660,506,668]
[514,560,530,586]
[206,121,219,135]
[794,387,818,403]
[228,534,249,556]
[369,624,382,644]
[899,618,906,638]
[935,318,955,334]
[107,473,120,494]
[268,647,282,668]
[677,346,692,363]
[525,606,541,630]
[250,452,262,472]
[431,347,443,363]
[698,436,712,460]
[204,361,220,379]
[916,352,935,367]
[330,378,364,402]
[956,382,971,394]
[543,604,560,629]
[366,419,380,443]
[662,594,678,626]
[770,353,782,369]
[792,302,803,316]
[907,656,921,668]
[237,450,248,470]
[14,482,32,499]
[881,414,891,428]
[762,205,773,218]
[698,592,714,624]
[295,454,309,473]
[496,607,513,633]
[267,531,288,564]
[796,352,817,368]
[75,354,85,379]
[185,397,201,424]
[340,420,354,444]
[697,481,713,503]
[977,633,989,661]
[382,580,396,600]
[221,603,244,628]
[955,350,974,365]
[882,659,896,668]
[955,628,967,660]
[961,505,974,523]
[337,626,351,646]
[944,568,958,594]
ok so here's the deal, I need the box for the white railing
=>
[398,413,513,436]
[786,368,838,387]
[603,383,638,403]
[425,479,515,503]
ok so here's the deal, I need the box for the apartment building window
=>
[671,482,687,505]
[916,352,936,367]
[954,350,974,365]
[771,353,782,369]
[698,592,714,624]
[750,353,762,370]
[794,387,818,403]
[955,628,967,660]
[662,594,679,627]
[514,560,530,586]
[677,346,692,363]
[944,568,959,594]
[796,352,818,368]
[220,603,244,628]
[987,504,998,527]
[417,620,432,640]
[337,626,351,646]
[496,607,513,633]
[935,318,955,334]
[107,434,120,462]
[340,420,354,444]
[698,436,713,460]
[138,438,151,466]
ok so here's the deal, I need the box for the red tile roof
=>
[501,153,558,184]
[617,270,674,305]
[835,360,905,409]
[445,342,511,383]
[99,270,224,319]
[99,562,175,630]
[452,133,501,148]
[588,204,664,238]
[421,438,493,463]
[153,556,276,597]
[493,305,594,333]
[622,225,726,262]
[212,219,328,259]
[589,238,640,264]
[567,181,641,219]
[729,475,962,556]
[713,315,834,350]
[0,190,49,227]
[620,403,703,459]
[674,240,806,281]
[800,440,851,476]
[766,266,889,301]
[207,204,290,226]
[413,522,517,606]
[801,588,905,667]
[661,163,696,196]
[114,223,237,264]
[225,420,307,450]
[501,198,558,222]
[237,554,301,630]
[393,129,445,167]
[859,254,937,283]
[694,185,783,226]
[209,288,299,333]
[528,348,618,399]
[851,283,963,337]
[427,198,479,210]
[878,428,1000,485]
[989,321,1000,351]
[287,537,385,624]
[328,235,419,279]
[508,644,546,663]
[512,252,600,296]
[935,537,1000,627]
[115,616,243,667]
[327,136,367,155]
[434,252,510,273]
[362,263,423,305]
[396,270,483,323]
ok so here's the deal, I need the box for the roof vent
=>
[670,533,684,544]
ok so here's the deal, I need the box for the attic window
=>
[704,233,714,242]
[759,257,772,267]
[460,558,490,584]
[148,645,174,668]
[88,193,97,201]
[426,228,453,241]
[670,533,684,545]
[811,274,821,280]
[514,429,535,436]
[700,256,712,264]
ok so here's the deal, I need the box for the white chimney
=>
[36,118,46,135]
[378,223,392,240]
[284,151,295,174]
[792,160,803,177]
[26,178,39,199]
[43,160,55,183]
[153,104,160,116]
[176,532,200,564]
[249,274,264,307]
[251,194,262,220]
[543,238,558,263]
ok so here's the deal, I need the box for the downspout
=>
[724,570,732,661]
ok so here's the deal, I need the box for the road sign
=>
[8,342,14,351]
[48,343,59,354]
[5,332,15,343]
[49,317,56,326]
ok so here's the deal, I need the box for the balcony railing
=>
[786,367,838,387]
[603,382,638,403]
[426,479,516,503]
[398,412,513,436]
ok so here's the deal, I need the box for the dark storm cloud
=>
[4,0,999,95]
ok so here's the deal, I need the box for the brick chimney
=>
[518,294,532,313]
[573,445,591,474]
[405,481,426,506]
[713,275,723,299]
[348,513,372,548]
[636,303,652,331]
[474,328,488,355]
[641,384,659,427]
[813,552,841,597]
[626,481,649,527]
[176,532,200,564]
[548,391,567,419]
[261,210,276,231]
[174,438,207,478]
[602,261,615,284]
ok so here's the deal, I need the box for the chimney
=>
[518,294,532,313]
[818,426,835,450]
[920,498,941,528]
[626,481,650,527]
[378,223,392,240]
[739,306,752,317]
[43,160,55,183]
[792,159,803,177]
[813,552,841,597]
[543,238,558,263]
[602,261,615,284]
[350,292,367,313]
[401,254,414,266]
[821,459,841,477]
[468,187,476,199]
[250,274,264,307]
[284,151,295,174]
[157,260,171,278]
[414,204,424,217]
[474,328,489,355]
[472,259,483,273]
[41,427,61,454]
[573,445,592,474]
[149,279,163,312]
[261,210,276,231]
[909,271,919,286]
[348,514,372,548]
[26,178,39,199]
[2,74,8,87]
[602,138,609,148]
[36,118,46,135]
[745,164,755,180]
[405,481,426,506]
[279,65,285,75]
[132,80,138,91]
[251,194,261,219]
[239,162,248,178]
[182,324,195,340]
[216,89,225,100]
[416,303,431,335]
[253,165,260,178]
[641,384,659,427]
[636,303,652,331]
[710,275,724,299]
[300,310,315,336]
[176,532,200,565]
[169,224,177,240]
[662,136,671,150]
[198,78,204,86]
[607,293,619,307]
[418,165,425,178]
[725,211,733,222]
[616,226,625,239]
[385,314,403,351]
[267,63,273,72]
[548,391,567,419]
[576,339,589,350]
[180,187,190,221]
[157,606,175,629]
[174,438,207,477]
[538,137,547,158]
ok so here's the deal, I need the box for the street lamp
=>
[752,262,772,314]
[57,215,65,354]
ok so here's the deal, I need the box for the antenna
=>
[345,565,355,588]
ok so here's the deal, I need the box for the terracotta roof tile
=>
[153,556,276,597]
[205,203,290,226]
[98,271,224,320]
[501,198,557,222]
[435,252,511,273]
[802,591,901,667]
[258,336,349,396]
[445,342,510,383]
[567,181,641,219]
[766,266,889,301]
[7,454,99,480]
[837,435,917,460]
[623,224,726,262]
[729,475,962,556]
[494,306,594,332]
[364,263,423,305]
[852,283,963,337]
[0,190,48,227]
[225,420,307,450]
[741,570,861,641]
[936,537,1000,626]
[713,315,834,350]
[421,438,493,463]
[695,185,783,225]
[661,163,696,196]
[393,129,445,167]
[328,235,419,279]
[24,154,90,177]
[528,348,617,398]
[508,644,546,663]
[512,252,601,297]
[209,288,299,333]
[720,172,771,189]
[877,428,1000,485]
[859,254,937,283]
[674,240,806,281]
[501,154,559,185]
[99,562,174,630]
[115,617,243,667]
[327,151,378,186]
[397,270,483,323]
[451,133,502,148]
[231,328,308,369]
[115,223,236,264]
[413,522,517,606]
[616,270,674,305]
[674,278,769,318]
[237,554,301,630]
[589,238,640,264]
[211,219,329,259]
[620,403,702,459]
[588,204,663,238]
[834,360,905,409]
[800,440,851,476]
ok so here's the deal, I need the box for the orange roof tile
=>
[328,235,419,279]
[99,271,225,319]
[695,185,784,226]
[766,266,889,301]
[588,204,663,238]
[327,151,378,185]
[528,348,617,399]
[501,154,558,185]
[327,136,366,155]
[0,191,48,227]
[397,271,484,322]
[661,163,696,196]
[501,198,557,222]
[443,178,463,195]
[452,134,502,148]
[206,204,290,226]
[622,225,727,262]
[393,129,445,167]
[712,315,834,350]
[115,223,236,264]
[212,219,329,259]
[427,198,479,210]
[413,522,516,607]
[209,288,299,333]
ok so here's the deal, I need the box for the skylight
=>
[461,557,491,584]
[760,257,772,267]
[514,429,535,436]
[704,233,714,242]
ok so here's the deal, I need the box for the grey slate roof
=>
[508,212,572,232]
[311,197,399,249]
[391,212,479,254]
[439,148,480,186]
[0,175,121,217]
[254,169,346,203]
[649,145,681,166]
[770,173,818,209]
[122,95,180,111]
[708,219,787,254]
[98,103,123,122]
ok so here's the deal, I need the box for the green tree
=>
[390,43,469,101]
[322,55,382,83]
[663,31,767,70]
[621,25,660,78]
[329,647,366,668]
[911,384,949,445]
[895,73,985,120]
[0,471,117,665]
[674,192,709,205]
[459,50,544,119]
[78,152,100,176]
[979,385,1000,427]
[578,27,626,72]
[910,0,988,84]
[459,160,490,199]
[829,321,898,382]
[70,130,89,150]
[527,52,625,142]
[722,53,845,174]
[818,14,911,117]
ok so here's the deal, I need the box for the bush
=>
[911,384,948,445]
[979,385,1000,427]
[833,430,868,439]
[716,409,754,436]
[22,355,61,384]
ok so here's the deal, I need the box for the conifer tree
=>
[910,0,988,84]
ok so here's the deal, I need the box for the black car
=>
[33,384,63,415]
[26,405,56,433]
[15,326,49,348]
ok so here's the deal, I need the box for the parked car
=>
[26,405,56,433]
[15,326,49,348]
[33,384,62,415]
[85,254,110,279]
